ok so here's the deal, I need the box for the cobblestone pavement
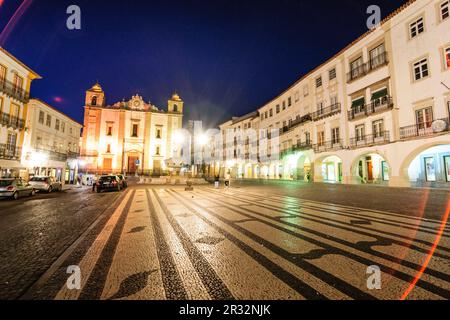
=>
[0,187,120,299]
[7,184,449,300]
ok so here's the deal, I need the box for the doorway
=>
[128,156,139,174]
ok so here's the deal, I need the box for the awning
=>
[371,88,388,100]
[351,97,365,108]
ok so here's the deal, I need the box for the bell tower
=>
[168,92,183,113]
[85,82,105,107]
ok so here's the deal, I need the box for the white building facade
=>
[21,99,83,185]
[0,47,41,178]
[215,0,450,188]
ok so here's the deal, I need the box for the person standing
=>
[225,172,230,188]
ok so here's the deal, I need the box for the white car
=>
[28,176,62,193]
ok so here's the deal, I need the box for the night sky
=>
[0,0,407,128]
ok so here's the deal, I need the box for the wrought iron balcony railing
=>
[280,142,313,158]
[399,118,450,139]
[30,147,68,162]
[279,114,312,135]
[0,112,26,130]
[67,151,80,159]
[312,140,343,153]
[0,144,21,160]
[0,79,30,103]
[348,96,394,121]
[311,103,341,121]
[349,131,390,149]
[347,52,389,83]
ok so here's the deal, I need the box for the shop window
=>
[424,157,437,182]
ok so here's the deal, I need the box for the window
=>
[410,17,424,39]
[265,111,268,119]
[55,119,60,131]
[282,101,286,110]
[46,115,51,127]
[156,128,162,139]
[441,1,449,20]
[70,127,73,135]
[276,105,280,113]
[288,97,292,107]
[10,103,19,117]
[7,132,17,147]
[315,76,322,88]
[91,96,97,106]
[317,131,325,146]
[269,109,273,117]
[107,144,111,153]
[372,120,384,138]
[355,125,365,141]
[107,125,112,136]
[416,107,433,129]
[330,95,338,108]
[156,146,160,155]
[61,122,65,133]
[329,68,336,80]
[317,101,324,115]
[445,46,450,69]
[331,128,340,144]
[132,124,138,137]
[36,136,42,148]
[305,132,311,145]
[173,104,178,112]
[369,43,386,69]
[12,74,23,94]
[38,111,45,124]
[350,57,363,79]
[413,58,429,81]
[0,64,6,85]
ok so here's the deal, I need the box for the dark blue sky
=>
[0,0,407,127]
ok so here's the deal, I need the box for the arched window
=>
[91,96,97,106]
[173,104,178,112]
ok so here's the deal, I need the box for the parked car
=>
[95,175,122,193]
[116,174,127,188]
[28,176,62,193]
[0,178,36,200]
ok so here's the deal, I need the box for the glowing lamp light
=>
[30,152,48,166]
[197,134,208,146]
[173,131,185,145]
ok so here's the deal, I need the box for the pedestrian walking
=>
[214,175,220,188]
[225,172,230,188]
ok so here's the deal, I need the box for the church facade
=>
[80,83,184,175]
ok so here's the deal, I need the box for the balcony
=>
[400,118,450,140]
[279,114,312,135]
[347,52,388,83]
[0,144,21,160]
[349,131,390,149]
[29,148,68,162]
[0,79,30,103]
[348,96,394,121]
[0,112,26,130]
[280,142,313,158]
[311,103,341,121]
[67,151,80,159]
[313,140,343,153]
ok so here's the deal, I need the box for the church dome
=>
[90,82,103,92]
[171,92,182,101]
